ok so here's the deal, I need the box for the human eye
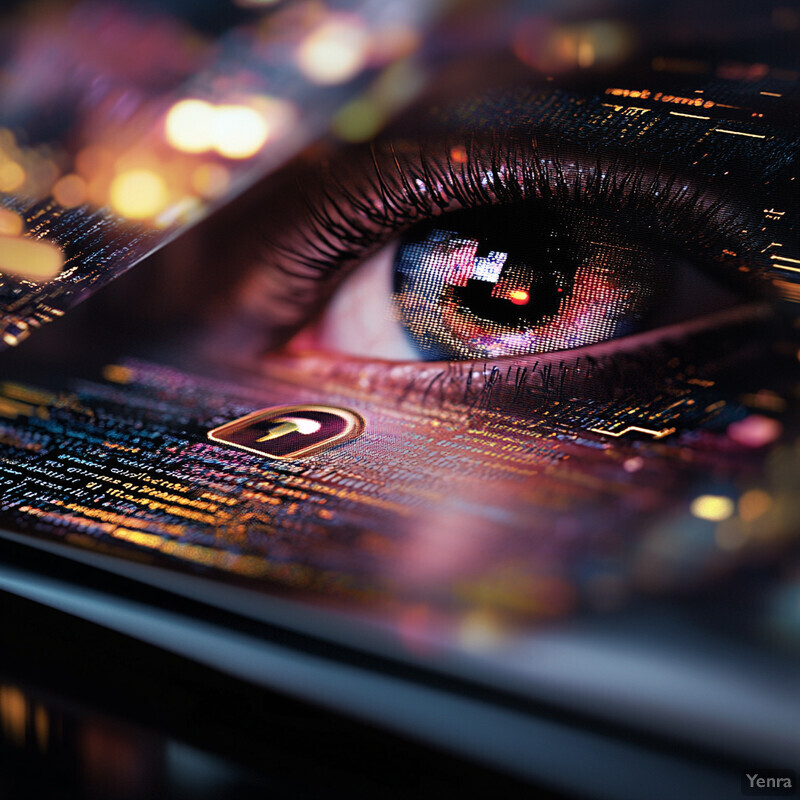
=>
[217,82,781,382]
[274,133,761,363]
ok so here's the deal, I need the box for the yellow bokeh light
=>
[0,208,23,237]
[690,494,735,522]
[109,169,168,219]
[297,17,369,85]
[52,174,88,208]
[0,235,64,281]
[0,162,25,193]
[165,99,216,154]
[165,98,275,159]
[212,105,269,159]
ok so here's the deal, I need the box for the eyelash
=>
[264,133,763,288]
[242,129,775,410]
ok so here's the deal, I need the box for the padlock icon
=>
[207,404,365,460]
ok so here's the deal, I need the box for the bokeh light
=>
[0,236,64,281]
[109,169,168,219]
[165,99,274,159]
[52,174,88,208]
[513,19,631,73]
[297,16,369,85]
[690,495,735,522]
[212,105,269,159]
[0,162,26,193]
[0,126,65,201]
[165,99,216,154]
[0,208,23,237]
[739,489,772,522]
[727,415,783,448]
[0,686,26,747]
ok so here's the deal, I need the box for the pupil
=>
[409,203,576,329]
[393,199,666,360]
[451,257,572,328]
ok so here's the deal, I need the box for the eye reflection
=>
[392,201,670,359]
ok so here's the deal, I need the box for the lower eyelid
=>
[272,302,769,412]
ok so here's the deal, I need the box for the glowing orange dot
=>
[450,146,467,164]
[509,289,530,305]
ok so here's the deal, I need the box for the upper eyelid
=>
[256,132,767,297]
